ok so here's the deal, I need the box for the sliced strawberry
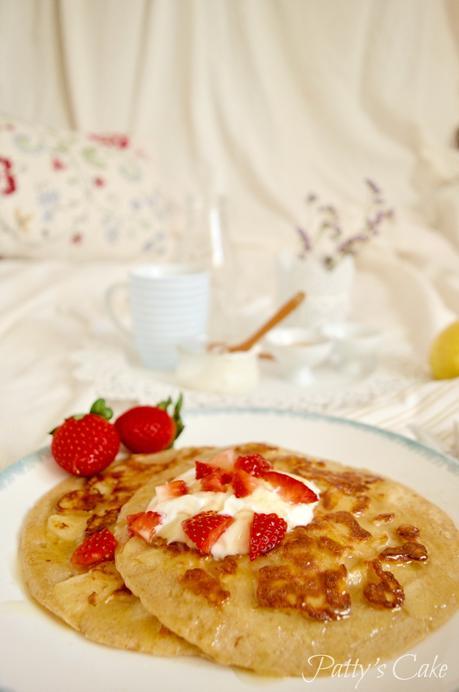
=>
[232,468,258,497]
[195,461,214,479]
[220,470,233,484]
[249,512,287,560]
[155,479,188,502]
[261,471,318,504]
[200,469,231,493]
[234,453,272,477]
[182,511,234,554]
[206,449,235,470]
[196,460,233,492]
[201,473,225,492]
[168,479,188,496]
[126,511,162,543]
[71,527,117,566]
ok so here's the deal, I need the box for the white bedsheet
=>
[0,260,132,466]
[1,225,458,469]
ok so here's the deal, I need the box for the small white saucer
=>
[321,322,384,376]
[263,327,333,385]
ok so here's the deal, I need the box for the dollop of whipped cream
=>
[146,450,320,558]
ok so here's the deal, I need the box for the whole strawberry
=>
[51,398,120,476]
[115,394,184,454]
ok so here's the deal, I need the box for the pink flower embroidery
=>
[52,157,66,171]
[0,157,17,195]
[89,133,130,149]
[93,176,105,187]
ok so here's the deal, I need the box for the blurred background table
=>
[1,0,459,467]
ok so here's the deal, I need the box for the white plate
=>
[1,409,458,692]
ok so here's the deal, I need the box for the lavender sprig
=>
[295,179,394,270]
[337,233,368,255]
[296,226,312,258]
[365,178,381,195]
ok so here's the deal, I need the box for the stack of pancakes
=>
[20,443,459,677]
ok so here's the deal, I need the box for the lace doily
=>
[71,342,428,413]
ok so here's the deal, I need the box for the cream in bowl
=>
[175,338,260,394]
[263,327,332,384]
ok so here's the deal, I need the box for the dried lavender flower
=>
[296,226,312,257]
[365,178,381,195]
[322,255,336,269]
[338,234,368,255]
[294,179,393,270]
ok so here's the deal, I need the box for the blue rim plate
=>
[1,408,458,692]
[2,408,458,488]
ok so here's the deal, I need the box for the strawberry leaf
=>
[155,393,185,444]
[172,393,185,440]
[156,396,172,412]
[90,398,113,421]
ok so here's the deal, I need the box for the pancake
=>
[20,446,214,656]
[115,444,459,676]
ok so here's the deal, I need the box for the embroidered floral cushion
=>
[0,116,177,259]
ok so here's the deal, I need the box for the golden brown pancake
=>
[20,447,213,656]
[115,444,459,676]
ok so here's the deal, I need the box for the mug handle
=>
[105,282,131,337]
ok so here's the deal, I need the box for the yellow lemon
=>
[430,320,459,379]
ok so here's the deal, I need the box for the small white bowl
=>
[321,321,381,344]
[175,339,260,394]
[263,327,332,384]
[321,322,383,375]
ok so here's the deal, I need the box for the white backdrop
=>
[1,0,459,465]
[2,0,459,245]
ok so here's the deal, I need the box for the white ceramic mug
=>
[106,264,210,370]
